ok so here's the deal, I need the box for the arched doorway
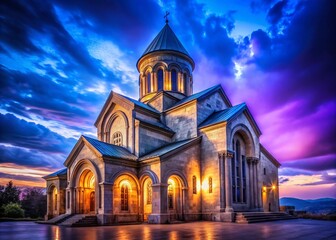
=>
[77,169,96,214]
[167,175,184,221]
[143,177,152,221]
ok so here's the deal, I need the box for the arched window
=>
[146,72,151,93]
[209,177,212,193]
[157,69,164,91]
[54,193,57,210]
[192,175,197,194]
[171,69,177,91]
[147,182,152,204]
[112,132,122,146]
[236,141,241,202]
[168,183,173,209]
[232,139,247,203]
[121,184,129,211]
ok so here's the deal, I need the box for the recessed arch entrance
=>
[76,169,96,214]
[142,177,153,221]
[167,175,185,221]
[47,185,58,218]
[112,173,140,222]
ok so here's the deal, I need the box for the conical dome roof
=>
[140,23,191,58]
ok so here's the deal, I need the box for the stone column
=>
[45,190,51,219]
[218,152,225,211]
[247,157,254,209]
[148,183,169,223]
[182,187,188,220]
[255,159,262,210]
[99,183,113,214]
[224,150,234,212]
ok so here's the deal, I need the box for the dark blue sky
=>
[0,0,335,198]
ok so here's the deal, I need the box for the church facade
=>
[44,22,280,225]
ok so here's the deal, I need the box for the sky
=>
[0,0,335,199]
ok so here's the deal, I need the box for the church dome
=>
[140,23,191,60]
[137,22,195,104]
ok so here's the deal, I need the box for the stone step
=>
[235,212,297,224]
[72,216,98,227]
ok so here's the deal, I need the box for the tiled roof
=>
[135,117,174,133]
[43,168,67,179]
[139,137,200,161]
[166,84,222,111]
[199,103,247,128]
[83,136,137,161]
[141,23,190,58]
[123,95,160,114]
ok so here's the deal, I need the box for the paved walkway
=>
[0,219,335,240]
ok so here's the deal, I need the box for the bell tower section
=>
[137,22,195,111]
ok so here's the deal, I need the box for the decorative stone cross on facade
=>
[164,11,170,24]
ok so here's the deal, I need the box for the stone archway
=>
[112,173,140,223]
[47,185,58,218]
[167,175,184,221]
[142,177,153,221]
[77,169,96,214]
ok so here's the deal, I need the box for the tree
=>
[21,188,47,218]
[0,181,20,207]
[3,202,24,218]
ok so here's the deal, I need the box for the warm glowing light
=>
[89,175,95,188]
[168,178,175,187]
[263,186,267,192]
[201,180,208,191]
[120,180,132,192]
[272,185,276,190]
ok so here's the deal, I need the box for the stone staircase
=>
[235,212,297,223]
[36,214,73,225]
[59,214,98,227]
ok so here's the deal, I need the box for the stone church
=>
[44,22,280,225]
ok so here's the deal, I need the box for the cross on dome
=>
[164,11,170,24]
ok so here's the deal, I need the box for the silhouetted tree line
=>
[0,181,46,219]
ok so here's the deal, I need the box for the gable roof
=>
[199,103,246,128]
[165,84,232,112]
[141,23,191,59]
[83,136,137,161]
[139,137,201,161]
[199,102,262,136]
[123,95,160,114]
[135,116,174,134]
[94,91,159,127]
[64,135,137,166]
[43,168,67,179]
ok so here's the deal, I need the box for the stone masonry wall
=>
[165,102,197,141]
[199,126,226,213]
[197,91,228,125]
[260,152,280,212]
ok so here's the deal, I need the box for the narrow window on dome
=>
[157,69,163,91]
[146,72,151,93]
[171,69,177,91]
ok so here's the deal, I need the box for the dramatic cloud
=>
[0,0,334,198]
[0,113,75,154]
